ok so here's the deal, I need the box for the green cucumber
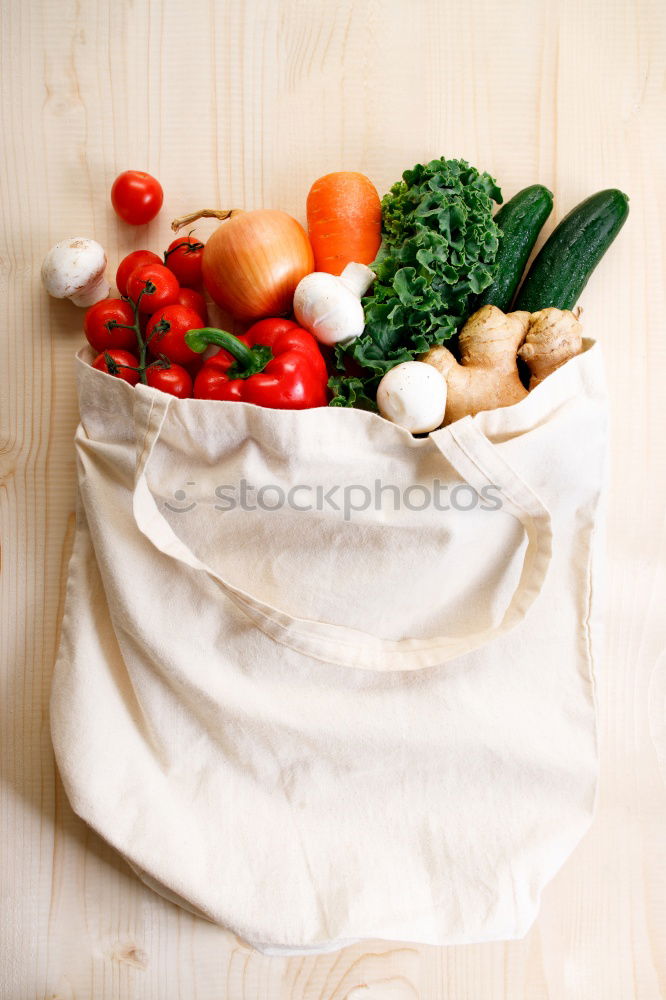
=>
[513,188,629,312]
[475,184,553,312]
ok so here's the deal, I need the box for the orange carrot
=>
[306,172,382,276]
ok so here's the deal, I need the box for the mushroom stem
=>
[339,262,376,299]
[70,271,110,307]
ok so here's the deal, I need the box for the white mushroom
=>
[293,262,375,346]
[376,361,448,434]
[41,238,109,307]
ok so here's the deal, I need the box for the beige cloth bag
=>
[51,340,607,955]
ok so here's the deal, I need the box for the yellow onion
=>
[171,208,314,321]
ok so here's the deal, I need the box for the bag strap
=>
[132,391,552,672]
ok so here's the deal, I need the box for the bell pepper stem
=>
[184,327,273,378]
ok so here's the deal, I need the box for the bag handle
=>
[132,391,552,672]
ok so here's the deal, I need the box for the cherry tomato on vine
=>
[146,363,193,398]
[164,235,205,287]
[111,170,163,225]
[146,304,205,365]
[176,286,208,323]
[84,299,137,353]
[116,249,161,296]
[127,263,180,314]
[91,349,140,385]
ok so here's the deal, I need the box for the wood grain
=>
[1,0,665,997]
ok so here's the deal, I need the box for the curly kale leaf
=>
[327,374,378,410]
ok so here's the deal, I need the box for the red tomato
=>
[164,236,205,287]
[146,304,205,364]
[111,170,163,225]
[91,349,140,385]
[127,263,180,313]
[176,286,208,323]
[146,363,193,398]
[84,299,137,353]
[116,249,161,296]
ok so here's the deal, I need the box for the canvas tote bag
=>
[51,338,607,955]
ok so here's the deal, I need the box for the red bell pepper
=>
[185,318,329,409]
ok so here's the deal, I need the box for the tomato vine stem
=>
[106,281,161,385]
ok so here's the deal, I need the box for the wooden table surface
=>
[2,0,665,997]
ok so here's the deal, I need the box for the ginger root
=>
[421,304,583,426]
[518,308,583,388]
[421,305,530,425]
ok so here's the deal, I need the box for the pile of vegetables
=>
[330,158,504,407]
[42,161,629,432]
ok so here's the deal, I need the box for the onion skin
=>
[202,209,314,321]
